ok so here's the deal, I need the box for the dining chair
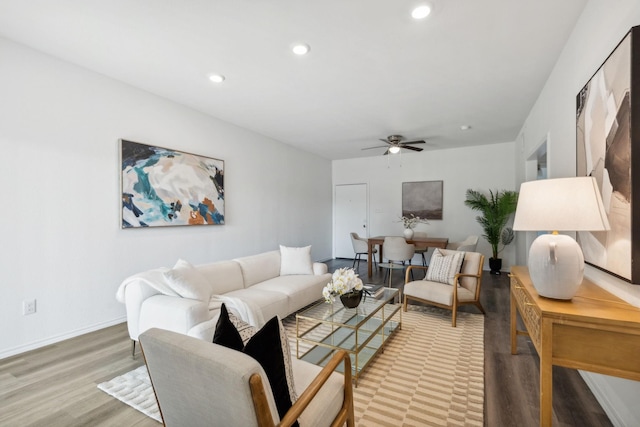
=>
[380,236,415,289]
[350,232,377,272]
[446,235,479,252]
[412,231,430,267]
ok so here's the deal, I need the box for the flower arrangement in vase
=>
[398,214,428,239]
[322,267,364,308]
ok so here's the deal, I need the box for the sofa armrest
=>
[123,281,163,341]
[313,262,328,275]
[138,295,211,340]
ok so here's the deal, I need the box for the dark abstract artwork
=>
[402,181,443,220]
[120,139,224,228]
[576,26,640,283]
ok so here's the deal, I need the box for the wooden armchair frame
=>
[403,253,485,327]
[250,350,355,427]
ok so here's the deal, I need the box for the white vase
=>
[403,228,414,239]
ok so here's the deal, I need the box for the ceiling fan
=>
[362,135,426,155]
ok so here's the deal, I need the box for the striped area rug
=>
[284,305,484,427]
[98,305,484,426]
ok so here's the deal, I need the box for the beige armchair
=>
[140,328,355,427]
[403,249,485,327]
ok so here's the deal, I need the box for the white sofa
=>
[117,249,332,344]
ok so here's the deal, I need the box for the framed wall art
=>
[402,180,443,220]
[120,139,225,228]
[576,25,640,283]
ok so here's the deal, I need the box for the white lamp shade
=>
[513,177,610,232]
[513,176,610,299]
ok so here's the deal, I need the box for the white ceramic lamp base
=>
[527,233,585,300]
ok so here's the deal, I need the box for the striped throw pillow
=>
[425,249,465,285]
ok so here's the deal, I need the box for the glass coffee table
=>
[295,288,401,385]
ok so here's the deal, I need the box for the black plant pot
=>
[489,258,502,275]
[340,290,363,308]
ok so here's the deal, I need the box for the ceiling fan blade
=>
[402,140,426,145]
[383,149,390,155]
[379,139,393,145]
[402,145,423,152]
[362,145,389,150]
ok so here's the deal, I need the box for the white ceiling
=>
[0,0,587,160]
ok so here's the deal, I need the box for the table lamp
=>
[512,177,610,300]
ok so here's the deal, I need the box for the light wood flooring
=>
[0,259,613,426]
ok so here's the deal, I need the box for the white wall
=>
[333,142,516,269]
[516,1,640,425]
[0,37,332,359]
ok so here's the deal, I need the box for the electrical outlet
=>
[23,299,36,315]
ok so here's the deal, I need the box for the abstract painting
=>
[402,181,443,220]
[120,139,225,228]
[576,26,640,283]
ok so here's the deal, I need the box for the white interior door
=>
[334,184,368,258]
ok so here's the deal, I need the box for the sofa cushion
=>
[425,249,465,285]
[214,309,299,427]
[164,259,212,302]
[251,275,329,314]
[196,260,245,295]
[234,251,281,287]
[279,245,314,275]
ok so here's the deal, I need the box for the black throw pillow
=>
[213,304,298,427]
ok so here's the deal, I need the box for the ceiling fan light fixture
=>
[389,146,401,154]
[208,74,225,83]
[292,43,310,55]
[411,4,432,20]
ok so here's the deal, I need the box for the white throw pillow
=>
[425,249,465,285]
[164,259,212,302]
[279,245,313,275]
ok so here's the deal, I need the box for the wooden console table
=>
[510,266,640,427]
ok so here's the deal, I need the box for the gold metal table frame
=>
[295,288,402,385]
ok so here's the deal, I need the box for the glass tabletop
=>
[297,288,399,328]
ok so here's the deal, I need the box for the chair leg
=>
[131,339,136,358]
[475,301,486,315]
[352,255,357,269]
[452,305,457,327]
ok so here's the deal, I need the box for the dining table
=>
[366,235,449,277]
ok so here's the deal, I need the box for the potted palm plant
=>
[464,189,518,275]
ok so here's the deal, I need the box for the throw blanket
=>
[116,270,265,328]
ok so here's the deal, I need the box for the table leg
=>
[510,288,517,355]
[367,242,373,277]
[540,319,553,427]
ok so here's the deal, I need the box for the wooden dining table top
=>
[365,236,449,277]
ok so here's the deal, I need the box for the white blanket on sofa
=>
[116,270,265,328]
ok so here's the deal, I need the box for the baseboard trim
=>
[580,371,625,427]
[0,316,127,360]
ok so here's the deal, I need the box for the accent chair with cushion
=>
[140,327,355,427]
[403,248,485,327]
[350,232,376,272]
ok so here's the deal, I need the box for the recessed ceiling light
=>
[460,125,472,131]
[389,146,401,154]
[411,4,432,19]
[209,74,225,83]
[292,43,310,55]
